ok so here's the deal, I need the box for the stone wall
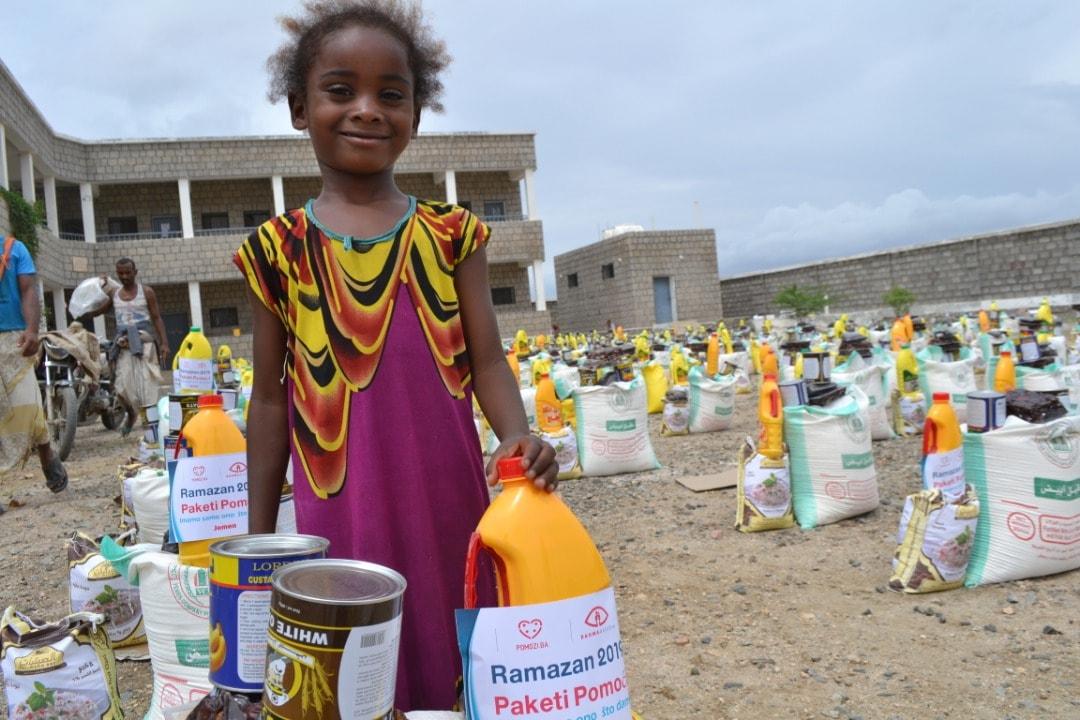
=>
[190,179,275,229]
[457,172,523,220]
[90,182,180,236]
[488,262,532,312]
[719,218,1080,318]
[494,307,552,338]
[554,229,721,332]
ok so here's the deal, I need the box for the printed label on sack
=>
[176,358,214,392]
[743,455,791,518]
[70,554,144,645]
[3,641,112,720]
[922,448,965,501]
[1034,477,1080,501]
[168,452,248,542]
[457,587,632,720]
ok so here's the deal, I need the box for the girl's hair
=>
[267,0,451,112]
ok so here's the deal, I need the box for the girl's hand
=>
[486,434,559,492]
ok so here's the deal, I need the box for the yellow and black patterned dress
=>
[235,197,496,710]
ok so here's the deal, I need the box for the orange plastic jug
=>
[922,392,965,500]
[535,372,563,433]
[506,349,520,387]
[890,319,907,351]
[177,394,245,567]
[706,333,719,376]
[994,350,1016,393]
[465,456,610,607]
[761,344,779,378]
[978,310,990,333]
[758,373,783,461]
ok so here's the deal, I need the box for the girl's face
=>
[291,25,419,178]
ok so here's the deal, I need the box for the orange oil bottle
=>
[922,392,965,501]
[758,373,783,462]
[994,350,1016,393]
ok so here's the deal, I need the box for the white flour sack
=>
[1017,364,1066,392]
[832,356,894,441]
[573,378,660,476]
[101,542,212,720]
[719,351,751,376]
[916,347,978,424]
[687,367,736,434]
[783,389,881,529]
[520,387,538,431]
[129,467,170,546]
[67,531,146,649]
[963,415,1080,587]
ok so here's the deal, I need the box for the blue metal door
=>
[653,276,673,324]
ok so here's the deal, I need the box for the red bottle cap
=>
[197,393,223,409]
[932,392,950,403]
[497,456,527,480]
[1000,351,1011,358]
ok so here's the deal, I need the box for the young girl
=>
[235,0,557,711]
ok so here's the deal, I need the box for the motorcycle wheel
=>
[50,385,78,461]
[101,394,127,431]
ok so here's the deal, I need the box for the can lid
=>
[497,456,527,480]
[932,392,950,403]
[210,533,330,559]
[197,394,223,409]
[274,559,406,605]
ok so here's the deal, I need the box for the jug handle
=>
[922,419,937,455]
[464,531,482,609]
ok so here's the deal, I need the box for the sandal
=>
[44,455,68,493]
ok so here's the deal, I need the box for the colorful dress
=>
[235,198,496,711]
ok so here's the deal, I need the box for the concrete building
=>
[553,228,721,332]
[0,59,551,361]
[719,218,1080,319]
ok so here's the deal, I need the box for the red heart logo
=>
[584,606,609,628]
[517,619,542,639]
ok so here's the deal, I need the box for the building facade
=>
[0,60,551,362]
[719,219,1080,319]
[553,228,721,332]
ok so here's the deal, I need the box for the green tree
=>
[774,284,828,318]
[883,285,916,316]
[0,188,42,258]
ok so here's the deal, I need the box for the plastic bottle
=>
[505,349,520,387]
[172,327,214,394]
[758,373,783,462]
[897,343,920,399]
[760,343,778,378]
[706,333,719,376]
[465,456,610,607]
[177,394,246,567]
[720,326,733,354]
[890,319,907,351]
[514,329,530,358]
[535,371,563,433]
[903,313,915,340]
[994,350,1016,393]
[561,398,576,429]
[670,346,690,385]
[215,344,234,386]
[1035,297,1053,327]
[922,392,965,501]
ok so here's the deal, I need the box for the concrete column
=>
[444,170,457,205]
[532,259,547,312]
[52,285,67,330]
[178,178,194,238]
[79,182,97,243]
[43,176,59,234]
[19,153,35,203]
[523,168,538,220]
[271,175,285,215]
[188,281,203,330]
[0,123,8,190]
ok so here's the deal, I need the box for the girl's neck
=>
[317,164,404,207]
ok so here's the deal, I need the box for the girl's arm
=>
[455,247,558,490]
[246,289,290,532]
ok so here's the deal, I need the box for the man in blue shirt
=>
[0,236,67,510]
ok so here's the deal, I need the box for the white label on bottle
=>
[177,358,214,391]
[922,448,965,502]
[168,452,248,542]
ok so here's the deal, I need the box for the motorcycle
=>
[37,333,126,461]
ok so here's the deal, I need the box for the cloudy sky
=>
[6,2,1080,297]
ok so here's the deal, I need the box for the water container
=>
[706,334,719,376]
[978,310,990,333]
[172,326,214,394]
[994,350,1016,393]
[897,344,919,399]
[505,349,520,388]
[760,344,778,378]
[758,373,783,461]
[670,346,690,386]
[178,394,246,567]
[922,392,964,501]
[464,456,610,607]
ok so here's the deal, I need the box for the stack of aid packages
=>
[891,385,1080,593]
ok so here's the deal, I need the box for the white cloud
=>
[721,187,1080,276]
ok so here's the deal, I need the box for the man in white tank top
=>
[94,258,170,433]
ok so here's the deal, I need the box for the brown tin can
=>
[262,559,407,720]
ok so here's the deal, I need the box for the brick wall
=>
[494,307,552,338]
[457,172,523,220]
[554,230,721,332]
[91,182,180,236]
[191,179,274,229]
[488,262,532,312]
[719,218,1080,318]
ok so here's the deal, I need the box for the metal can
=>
[802,352,832,383]
[966,391,1006,433]
[263,559,406,720]
[168,393,201,435]
[778,379,809,407]
[208,534,329,693]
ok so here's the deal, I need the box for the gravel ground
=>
[1,389,1077,719]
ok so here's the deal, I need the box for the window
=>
[61,219,83,236]
[151,215,182,238]
[208,307,239,328]
[491,287,516,306]
[107,216,138,235]
[483,201,506,221]
[567,273,579,288]
[201,212,230,230]
[601,263,615,279]
[243,210,271,227]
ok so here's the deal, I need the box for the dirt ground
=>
[1,389,1077,719]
